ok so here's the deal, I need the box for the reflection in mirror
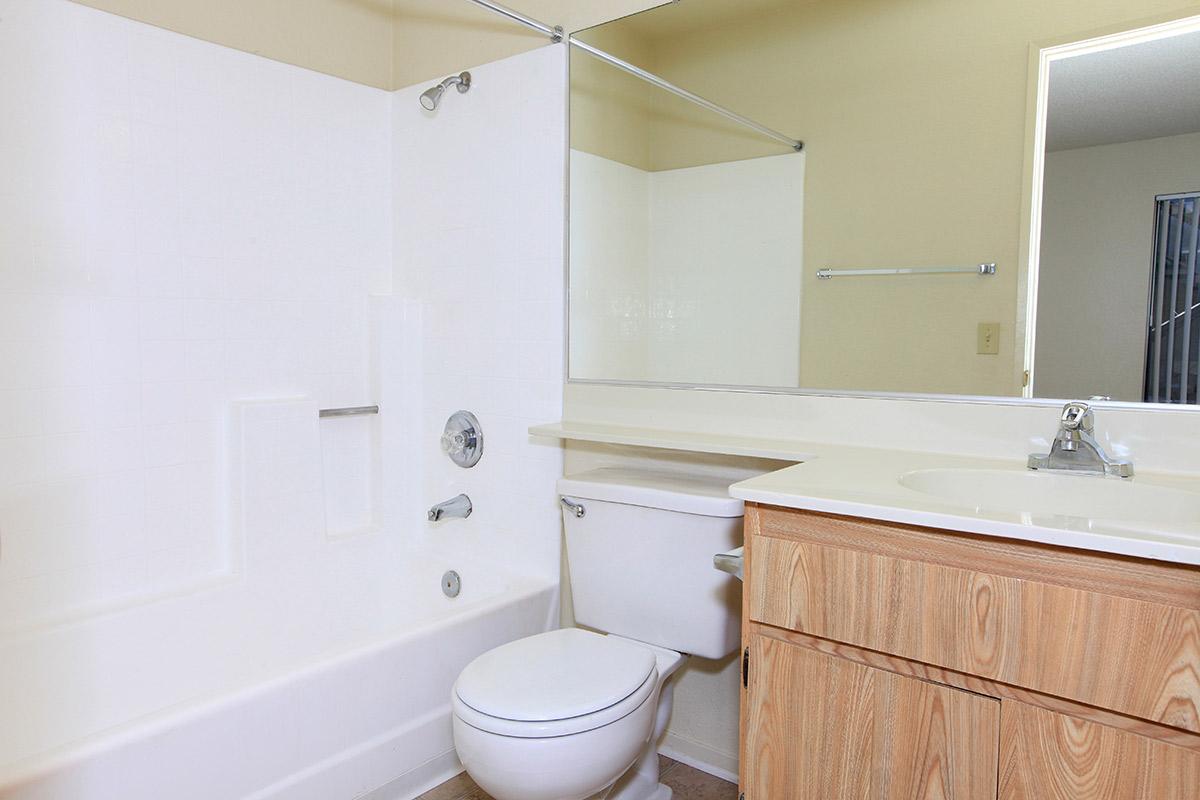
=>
[567,0,1200,406]
[1033,23,1200,404]
[568,30,803,386]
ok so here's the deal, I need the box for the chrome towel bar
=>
[319,405,379,418]
[817,263,997,280]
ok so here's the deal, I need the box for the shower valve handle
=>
[441,411,483,468]
[441,430,470,456]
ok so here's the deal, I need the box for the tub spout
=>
[428,494,472,522]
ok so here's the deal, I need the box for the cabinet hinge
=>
[742,646,750,688]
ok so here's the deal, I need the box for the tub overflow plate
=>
[442,570,462,598]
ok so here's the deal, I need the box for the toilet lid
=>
[455,628,656,723]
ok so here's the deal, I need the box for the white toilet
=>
[451,468,744,800]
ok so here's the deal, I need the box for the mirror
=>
[567,0,1200,405]
[1033,20,1200,403]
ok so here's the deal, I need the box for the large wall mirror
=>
[567,0,1200,406]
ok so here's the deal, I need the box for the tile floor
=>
[416,756,738,800]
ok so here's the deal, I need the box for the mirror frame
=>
[563,10,1200,413]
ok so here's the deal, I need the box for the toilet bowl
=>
[451,469,745,800]
[452,629,684,800]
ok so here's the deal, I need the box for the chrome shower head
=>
[419,85,444,111]
[420,71,471,111]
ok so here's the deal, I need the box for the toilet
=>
[451,468,744,800]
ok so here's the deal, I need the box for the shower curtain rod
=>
[464,0,804,152]
[467,0,563,41]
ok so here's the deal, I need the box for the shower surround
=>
[0,1,565,797]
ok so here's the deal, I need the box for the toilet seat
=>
[453,629,659,738]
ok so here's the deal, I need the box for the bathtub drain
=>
[442,570,462,598]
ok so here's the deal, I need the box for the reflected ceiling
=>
[1047,30,1200,151]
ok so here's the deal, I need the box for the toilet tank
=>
[557,468,744,660]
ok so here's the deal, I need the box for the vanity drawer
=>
[746,505,1200,733]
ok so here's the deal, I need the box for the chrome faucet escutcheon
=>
[1027,402,1133,478]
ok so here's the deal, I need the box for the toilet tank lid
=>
[557,467,744,518]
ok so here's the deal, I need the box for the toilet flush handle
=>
[559,496,586,518]
[713,547,744,581]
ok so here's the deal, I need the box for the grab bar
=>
[319,405,379,418]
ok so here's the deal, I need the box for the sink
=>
[899,468,1200,526]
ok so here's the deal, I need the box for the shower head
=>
[420,71,472,111]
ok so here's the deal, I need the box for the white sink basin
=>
[899,468,1200,526]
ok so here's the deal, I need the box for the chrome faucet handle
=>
[1031,402,1133,478]
[441,411,483,468]
[1059,402,1094,434]
[440,430,468,456]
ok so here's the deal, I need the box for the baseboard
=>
[658,733,738,784]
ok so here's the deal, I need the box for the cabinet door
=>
[741,632,1000,800]
[999,701,1200,800]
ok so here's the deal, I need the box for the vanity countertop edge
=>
[730,457,1200,567]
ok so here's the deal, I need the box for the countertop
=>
[530,419,1200,566]
[729,445,1200,566]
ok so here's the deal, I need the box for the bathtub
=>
[0,541,558,800]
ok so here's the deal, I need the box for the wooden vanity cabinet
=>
[999,702,1200,799]
[739,503,1200,800]
[742,630,1000,798]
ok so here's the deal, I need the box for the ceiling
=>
[1047,29,1200,151]
[71,0,669,90]
[391,0,667,87]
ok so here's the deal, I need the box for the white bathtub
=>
[0,541,557,800]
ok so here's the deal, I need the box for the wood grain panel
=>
[747,508,1200,733]
[751,621,1200,754]
[751,505,1200,609]
[743,632,999,800]
[999,701,1200,799]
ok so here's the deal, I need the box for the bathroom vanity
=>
[736,502,1200,799]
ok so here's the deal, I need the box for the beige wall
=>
[570,21,787,173]
[571,0,1200,397]
[569,25,656,171]
[1036,131,1200,402]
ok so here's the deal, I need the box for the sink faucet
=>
[1027,402,1133,478]
[428,494,472,522]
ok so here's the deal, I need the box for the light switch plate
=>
[977,322,1000,355]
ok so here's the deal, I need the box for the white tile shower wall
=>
[391,45,567,586]
[230,399,325,572]
[0,0,391,628]
[568,151,650,381]
[646,153,804,386]
[569,149,805,386]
